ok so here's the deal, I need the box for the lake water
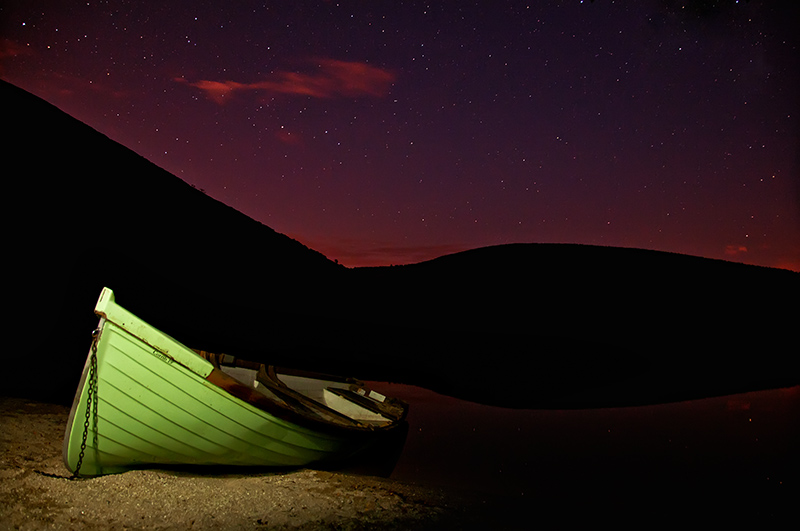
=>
[369,382,798,521]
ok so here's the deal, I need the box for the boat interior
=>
[194,350,407,430]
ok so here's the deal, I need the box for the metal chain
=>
[72,328,99,479]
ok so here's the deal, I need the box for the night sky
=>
[2,1,798,269]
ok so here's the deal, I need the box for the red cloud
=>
[184,80,244,104]
[0,39,34,75]
[179,59,395,104]
[724,245,748,256]
[316,59,396,97]
[275,128,302,145]
[0,39,33,60]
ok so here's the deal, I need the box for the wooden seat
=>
[326,387,406,422]
[255,365,368,429]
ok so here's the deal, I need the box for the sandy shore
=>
[0,397,486,530]
[3,390,794,529]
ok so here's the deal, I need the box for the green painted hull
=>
[63,288,387,476]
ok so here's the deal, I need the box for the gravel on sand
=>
[0,397,485,530]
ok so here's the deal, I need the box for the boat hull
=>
[63,289,377,476]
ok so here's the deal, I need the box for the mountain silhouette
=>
[4,79,345,400]
[4,79,797,408]
[348,244,799,406]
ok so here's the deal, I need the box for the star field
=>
[2,1,798,268]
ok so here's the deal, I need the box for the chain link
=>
[72,328,99,479]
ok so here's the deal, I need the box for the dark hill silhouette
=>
[4,79,345,399]
[347,244,799,406]
[4,79,798,408]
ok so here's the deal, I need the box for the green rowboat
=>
[63,288,408,477]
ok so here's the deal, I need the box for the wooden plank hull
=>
[63,288,401,476]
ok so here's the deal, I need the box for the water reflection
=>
[372,383,797,517]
